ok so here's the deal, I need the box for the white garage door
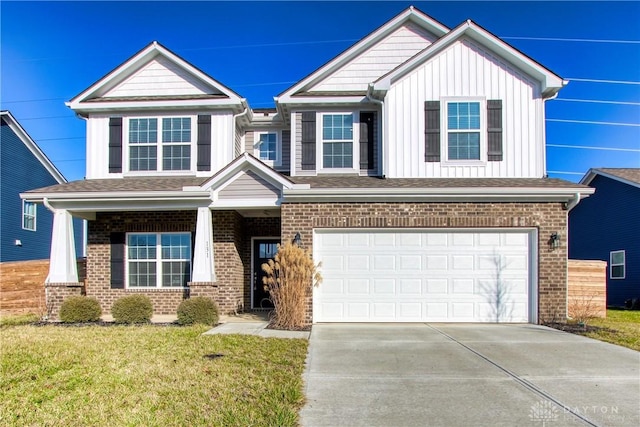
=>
[314,229,535,323]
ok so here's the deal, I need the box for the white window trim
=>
[123,114,197,176]
[610,250,626,280]
[254,130,281,167]
[22,200,36,231]
[125,232,192,289]
[441,97,487,166]
[317,111,360,174]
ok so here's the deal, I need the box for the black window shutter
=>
[110,232,125,289]
[359,112,375,169]
[424,101,441,162]
[301,112,316,170]
[197,115,212,171]
[487,100,503,161]
[108,117,123,173]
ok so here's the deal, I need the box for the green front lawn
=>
[0,325,308,426]
[584,309,640,351]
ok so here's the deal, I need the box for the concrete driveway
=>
[300,324,640,427]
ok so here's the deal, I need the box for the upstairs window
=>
[128,117,191,172]
[447,102,481,160]
[322,113,353,168]
[22,201,36,231]
[255,131,279,164]
[610,250,625,279]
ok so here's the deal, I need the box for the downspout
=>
[232,100,249,157]
[366,84,386,178]
[565,192,582,211]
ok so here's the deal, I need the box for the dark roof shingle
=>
[596,168,640,185]
[26,177,208,194]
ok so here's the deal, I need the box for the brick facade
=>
[84,210,280,317]
[280,201,568,325]
[45,282,85,320]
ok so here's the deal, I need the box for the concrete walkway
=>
[203,312,310,339]
[300,324,640,427]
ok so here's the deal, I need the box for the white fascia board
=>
[283,186,594,202]
[210,198,281,209]
[375,21,564,96]
[581,169,640,189]
[69,98,243,114]
[68,42,242,108]
[20,190,210,203]
[277,96,369,105]
[23,198,210,214]
[1,111,67,183]
[279,8,449,99]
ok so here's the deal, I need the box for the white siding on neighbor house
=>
[311,23,438,93]
[386,38,544,179]
[106,56,216,98]
[85,111,234,179]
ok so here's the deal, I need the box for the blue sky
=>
[2,1,639,183]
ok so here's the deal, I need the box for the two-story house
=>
[23,6,593,323]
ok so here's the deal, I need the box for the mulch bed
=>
[30,321,182,327]
[544,322,613,335]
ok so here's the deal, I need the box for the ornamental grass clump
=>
[111,294,153,324]
[177,297,219,326]
[59,296,102,323]
[262,241,322,330]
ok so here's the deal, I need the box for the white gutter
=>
[565,192,582,211]
[366,84,386,178]
[42,197,55,213]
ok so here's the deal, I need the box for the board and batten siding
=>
[217,170,280,199]
[85,112,234,179]
[386,38,544,178]
[312,23,438,93]
[106,56,215,98]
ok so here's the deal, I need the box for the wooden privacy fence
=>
[0,259,86,316]
[567,259,607,319]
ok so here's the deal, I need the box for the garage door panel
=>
[314,230,533,323]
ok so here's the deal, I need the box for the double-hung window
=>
[128,117,191,172]
[22,200,36,231]
[446,101,481,161]
[322,113,353,169]
[127,233,191,288]
[610,250,625,279]
[255,131,279,164]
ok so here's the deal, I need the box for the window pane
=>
[323,141,353,168]
[128,261,157,287]
[259,133,277,161]
[162,145,191,171]
[448,102,480,130]
[129,119,157,144]
[322,114,353,141]
[611,252,625,265]
[611,265,624,278]
[162,117,191,143]
[448,132,480,160]
[162,261,190,287]
[130,146,157,171]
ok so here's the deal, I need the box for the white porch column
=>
[47,209,78,283]
[192,207,216,282]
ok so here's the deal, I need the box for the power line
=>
[1,97,68,104]
[566,78,640,85]
[37,137,84,142]
[547,170,585,176]
[18,115,74,121]
[502,36,640,44]
[547,144,640,152]
[546,118,640,127]
[51,159,85,163]
[555,98,640,106]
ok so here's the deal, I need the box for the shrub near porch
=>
[0,325,308,426]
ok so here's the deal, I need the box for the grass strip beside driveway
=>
[584,309,640,351]
[0,325,308,426]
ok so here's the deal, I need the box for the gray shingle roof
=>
[85,94,228,103]
[596,168,640,185]
[291,176,587,189]
[25,177,208,194]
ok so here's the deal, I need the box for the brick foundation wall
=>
[45,282,85,320]
[281,202,568,325]
[212,211,245,313]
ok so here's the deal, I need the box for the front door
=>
[253,239,279,308]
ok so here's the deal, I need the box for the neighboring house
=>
[22,6,594,323]
[1,111,83,262]
[569,168,640,307]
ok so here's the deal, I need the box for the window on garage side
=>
[322,113,353,168]
[22,200,36,231]
[610,250,625,279]
[447,101,481,161]
[127,232,191,288]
